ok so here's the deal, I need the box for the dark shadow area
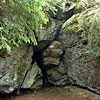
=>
[32,51,48,87]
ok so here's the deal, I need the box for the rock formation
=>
[1,0,100,95]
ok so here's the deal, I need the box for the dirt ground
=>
[0,86,100,100]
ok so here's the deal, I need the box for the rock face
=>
[0,44,32,93]
[21,62,43,90]
[1,0,100,95]
[58,12,100,93]
[35,19,62,52]
[0,44,43,93]
[36,19,61,42]
[41,6,100,89]
[42,41,68,86]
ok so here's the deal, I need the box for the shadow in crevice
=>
[32,51,48,87]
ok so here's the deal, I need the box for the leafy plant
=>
[86,13,100,57]
[0,0,58,53]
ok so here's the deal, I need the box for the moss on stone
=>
[17,46,33,85]
[17,63,28,84]
[67,24,80,33]
[63,13,82,33]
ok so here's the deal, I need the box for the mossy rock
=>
[17,46,34,85]
[62,13,82,34]
[78,7,100,44]
[17,62,28,84]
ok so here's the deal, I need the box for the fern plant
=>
[0,0,58,53]
[86,13,100,57]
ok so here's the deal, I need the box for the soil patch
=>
[0,86,100,100]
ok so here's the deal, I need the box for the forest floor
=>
[0,86,100,100]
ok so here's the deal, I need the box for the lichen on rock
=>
[21,62,43,90]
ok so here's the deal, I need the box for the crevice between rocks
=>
[32,51,48,87]
[73,84,100,95]
[13,45,36,95]
[30,5,77,89]
[7,5,81,95]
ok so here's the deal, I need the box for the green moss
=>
[64,13,82,33]
[79,7,100,45]
[17,58,28,84]
[70,14,79,25]
[80,8,96,34]
[17,46,33,84]
[68,24,80,33]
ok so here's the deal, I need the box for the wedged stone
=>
[43,41,63,57]
[41,12,81,87]
[43,41,63,66]
[43,48,63,57]
[43,57,60,66]
[42,40,68,86]
[21,62,43,90]
[46,62,68,86]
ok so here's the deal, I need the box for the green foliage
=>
[86,13,100,57]
[0,0,58,53]
[63,14,81,33]
[79,7,100,57]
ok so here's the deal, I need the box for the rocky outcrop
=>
[40,2,100,92]
[58,9,100,93]
[1,0,100,95]
[0,44,32,93]
[0,1,77,94]
[35,1,76,52]
[0,44,43,94]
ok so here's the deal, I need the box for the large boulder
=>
[0,44,43,94]
[58,10,100,93]
[35,19,62,52]
[0,44,33,93]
